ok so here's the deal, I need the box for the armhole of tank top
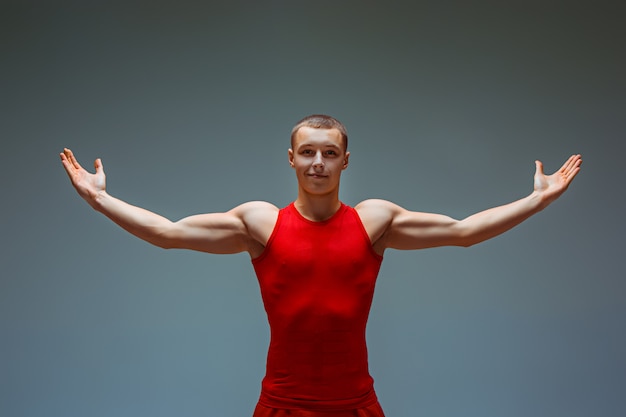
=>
[250,206,285,264]
[350,206,384,262]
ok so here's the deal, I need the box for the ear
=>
[342,151,350,170]
[288,148,295,168]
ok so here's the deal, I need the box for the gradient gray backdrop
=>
[2,1,624,416]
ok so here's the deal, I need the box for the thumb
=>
[94,158,104,174]
[534,160,544,176]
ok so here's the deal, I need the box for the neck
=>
[294,192,342,222]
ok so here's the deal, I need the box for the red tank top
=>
[252,202,384,411]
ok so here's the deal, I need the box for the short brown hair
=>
[290,114,348,151]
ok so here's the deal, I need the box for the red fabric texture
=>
[252,203,383,411]
[252,401,386,417]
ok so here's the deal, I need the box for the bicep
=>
[165,211,250,254]
[386,209,465,250]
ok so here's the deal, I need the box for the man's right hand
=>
[59,147,277,255]
[60,148,106,207]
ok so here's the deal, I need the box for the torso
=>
[244,199,393,258]
[251,202,384,409]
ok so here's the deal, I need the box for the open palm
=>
[533,154,582,202]
[60,148,106,202]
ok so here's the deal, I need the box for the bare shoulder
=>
[355,199,454,227]
[232,200,279,216]
[232,201,279,250]
[354,199,400,252]
[355,199,401,219]
[232,200,279,229]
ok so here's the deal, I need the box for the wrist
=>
[89,190,109,212]
[529,189,550,211]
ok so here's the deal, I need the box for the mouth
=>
[307,173,328,179]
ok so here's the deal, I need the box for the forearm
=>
[90,191,176,248]
[457,191,547,246]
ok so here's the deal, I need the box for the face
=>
[288,126,350,196]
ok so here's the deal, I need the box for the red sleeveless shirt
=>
[252,202,384,411]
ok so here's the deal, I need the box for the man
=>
[60,114,582,417]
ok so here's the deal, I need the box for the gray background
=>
[1,1,624,416]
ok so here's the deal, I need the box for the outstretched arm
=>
[60,148,276,254]
[361,154,582,251]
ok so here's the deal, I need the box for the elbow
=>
[155,241,175,250]
[148,229,179,250]
[145,236,174,250]
[455,237,477,248]
[458,232,494,248]
[459,239,479,248]
[453,220,491,248]
[454,227,483,248]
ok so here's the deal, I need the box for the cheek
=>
[293,158,309,169]
[293,161,308,173]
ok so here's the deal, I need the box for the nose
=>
[312,151,324,168]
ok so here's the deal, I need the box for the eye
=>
[301,149,313,155]
[325,150,338,156]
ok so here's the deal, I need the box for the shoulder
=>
[232,201,279,248]
[354,199,402,218]
[353,199,402,252]
[232,200,280,214]
[231,201,280,225]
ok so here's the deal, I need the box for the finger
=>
[566,154,580,172]
[561,154,581,174]
[60,151,73,174]
[60,148,76,168]
[65,148,84,171]
[562,155,582,183]
[566,166,581,182]
[94,158,104,174]
[535,160,544,176]
[565,159,582,182]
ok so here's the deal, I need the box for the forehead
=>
[293,126,343,149]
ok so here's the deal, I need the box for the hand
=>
[60,148,106,204]
[533,154,582,204]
